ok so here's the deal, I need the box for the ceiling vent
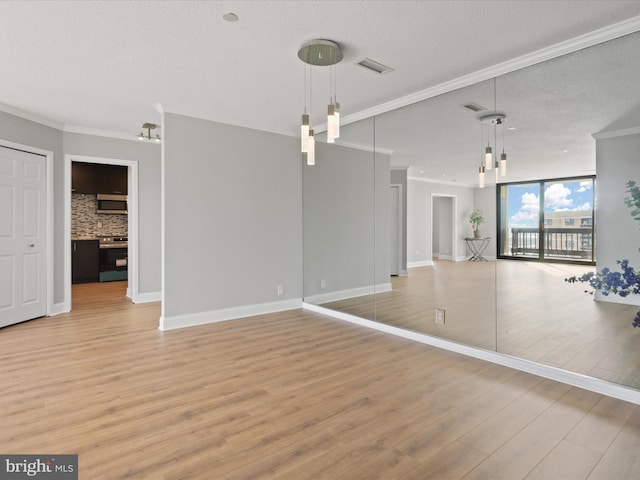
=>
[463,102,487,112]
[357,58,393,75]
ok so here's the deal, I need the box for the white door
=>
[0,146,47,328]
[389,185,400,276]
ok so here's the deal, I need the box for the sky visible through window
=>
[508,180,593,229]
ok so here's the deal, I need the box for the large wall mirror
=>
[303,31,640,391]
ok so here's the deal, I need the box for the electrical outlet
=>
[435,308,446,325]
[277,285,284,296]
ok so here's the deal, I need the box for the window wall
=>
[498,176,595,263]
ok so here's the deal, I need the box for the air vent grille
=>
[357,58,393,74]
[463,103,487,112]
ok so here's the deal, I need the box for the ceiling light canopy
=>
[298,39,343,67]
[137,123,161,142]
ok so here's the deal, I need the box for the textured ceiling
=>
[1,1,639,185]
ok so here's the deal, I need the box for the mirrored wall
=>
[304,31,640,390]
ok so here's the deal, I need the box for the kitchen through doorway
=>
[65,155,139,310]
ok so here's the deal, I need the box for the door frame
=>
[64,155,139,309]
[0,138,55,316]
[430,193,457,261]
[389,184,403,276]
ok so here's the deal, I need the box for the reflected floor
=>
[321,260,640,390]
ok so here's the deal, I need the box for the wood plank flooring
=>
[1,281,640,479]
[323,260,640,390]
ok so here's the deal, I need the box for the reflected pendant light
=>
[485,144,493,170]
[478,165,485,189]
[500,150,507,176]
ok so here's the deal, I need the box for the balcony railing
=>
[510,227,594,260]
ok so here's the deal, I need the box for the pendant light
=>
[327,65,340,143]
[478,165,485,189]
[301,114,310,152]
[298,39,343,164]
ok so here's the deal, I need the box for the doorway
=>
[389,184,403,275]
[431,194,457,261]
[64,155,139,309]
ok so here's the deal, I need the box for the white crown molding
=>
[592,126,640,140]
[0,101,64,130]
[341,15,640,129]
[64,124,156,143]
[159,103,297,139]
[408,175,474,188]
[330,139,394,155]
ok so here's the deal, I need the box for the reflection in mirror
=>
[371,81,498,350]
[302,30,640,392]
[494,32,640,390]
[373,31,640,387]
[303,117,388,322]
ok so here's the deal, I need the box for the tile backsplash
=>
[72,194,128,238]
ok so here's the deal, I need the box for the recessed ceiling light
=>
[419,170,424,174]
[507,126,516,130]
[223,12,238,22]
[563,149,569,153]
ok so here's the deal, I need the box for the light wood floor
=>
[323,261,640,390]
[1,282,640,479]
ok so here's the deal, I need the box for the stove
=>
[98,236,128,282]
[98,236,128,249]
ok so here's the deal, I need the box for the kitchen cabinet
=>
[72,240,99,284]
[72,162,127,195]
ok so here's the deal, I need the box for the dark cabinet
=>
[72,162,127,195]
[72,240,99,284]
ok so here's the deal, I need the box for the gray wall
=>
[0,111,64,303]
[303,142,391,300]
[162,113,302,320]
[407,179,475,264]
[595,131,640,306]
[63,132,161,294]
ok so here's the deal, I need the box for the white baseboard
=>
[399,269,408,277]
[304,283,392,305]
[159,298,303,331]
[49,302,69,316]
[302,303,640,405]
[595,291,640,307]
[133,291,162,304]
[438,254,453,261]
[408,261,433,268]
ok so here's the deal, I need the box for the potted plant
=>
[469,209,484,238]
